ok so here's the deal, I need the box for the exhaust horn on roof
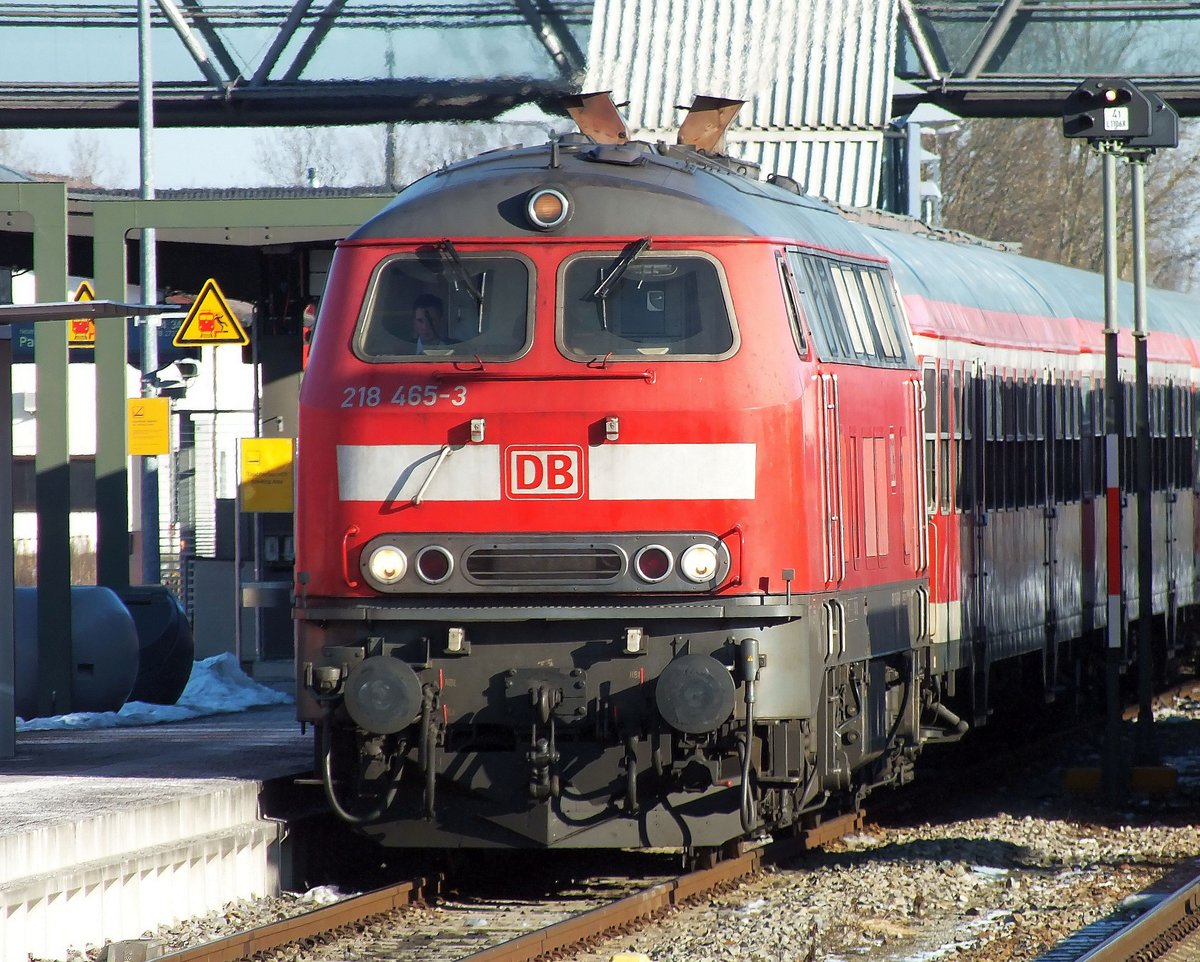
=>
[563,91,629,144]
[677,95,744,154]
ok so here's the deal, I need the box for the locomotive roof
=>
[351,136,870,253]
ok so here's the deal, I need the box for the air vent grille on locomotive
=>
[464,544,624,584]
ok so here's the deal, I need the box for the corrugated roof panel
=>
[731,135,882,208]
[584,0,897,207]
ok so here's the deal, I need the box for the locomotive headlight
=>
[366,544,408,585]
[526,188,570,230]
[680,543,719,583]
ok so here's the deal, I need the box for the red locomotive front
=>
[293,115,931,851]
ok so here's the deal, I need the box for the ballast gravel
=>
[572,695,1200,962]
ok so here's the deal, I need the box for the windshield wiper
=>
[438,239,484,306]
[592,237,652,300]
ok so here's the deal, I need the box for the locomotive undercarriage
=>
[298,585,951,849]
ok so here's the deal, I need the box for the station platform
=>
[0,662,313,962]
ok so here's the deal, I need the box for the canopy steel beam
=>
[0,1,588,127]
[514,0,586,79]
[0,79,571,128]
[156,0,226,92]
[898,1,1200,118]
[180,0,243,83]
[893,78,1200,119]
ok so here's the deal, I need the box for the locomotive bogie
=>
[298,604,934,847]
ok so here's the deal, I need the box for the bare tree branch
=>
[938,118,1200,291]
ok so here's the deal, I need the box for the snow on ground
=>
[16,653,292,732]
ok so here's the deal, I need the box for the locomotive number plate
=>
[340,383,468,408]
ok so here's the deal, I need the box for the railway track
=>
[132,684,1199,962]
[1035,860,1200,962]
[152,813,865,962]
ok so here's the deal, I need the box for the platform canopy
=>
[896,0,1200,118]
[0,0,590,128]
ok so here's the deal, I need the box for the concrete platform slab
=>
[1,704,311,962]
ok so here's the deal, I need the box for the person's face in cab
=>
[414,305,443,344]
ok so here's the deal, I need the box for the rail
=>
[155,877,440,962]
[462,810,864,962]
[1037,859,1200,962]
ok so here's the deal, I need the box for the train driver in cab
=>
[411,293,453,354]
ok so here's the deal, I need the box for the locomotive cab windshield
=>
[355,248,533,361]
[560,250,738,359]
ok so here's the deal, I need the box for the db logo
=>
[506,446,584,499]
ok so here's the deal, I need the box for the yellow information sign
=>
[172,278,249,347]
[67,280,96,347]
[240,438,295,513]
[127,397,171,455]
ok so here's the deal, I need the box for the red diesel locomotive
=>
[294,94,1200,851]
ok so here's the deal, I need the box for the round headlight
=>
[415,545,453,584]
[680,543,719,583]
[367,545,407,585]
[633,545,673,583]
[526,188,570,230]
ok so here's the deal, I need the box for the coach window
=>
[559,251,737,359]
[1193,388,1200,492]
[355,251,532,361]
[1014,376,1027,508]
[1174,385,1192,489]
[1075,376,1084,498]
[982,374,995,511]
[1005,376,1017,510]
[1122,383,1135,494]
[1033,379,1047,506]
[958,368,974,512]
[1154,385,1166,491]
[1185,386,1196,490]
[939,369,952,514]
[1051,378,1062,505]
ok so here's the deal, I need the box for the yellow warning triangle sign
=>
[172,278,249,347]
[67,280,96,347]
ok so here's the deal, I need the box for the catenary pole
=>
[1101,147,1123,802]
[138,0,161,584]
[1130,156,1157,764]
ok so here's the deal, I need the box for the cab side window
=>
[787,250,912,368]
